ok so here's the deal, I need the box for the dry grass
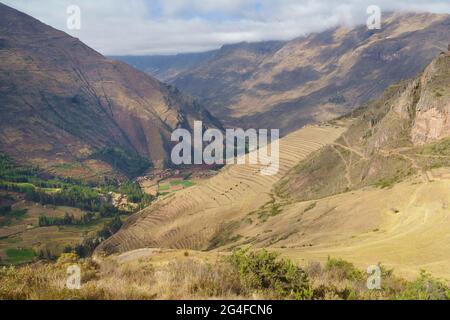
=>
[2,250,449,300]
[96,125,346,255]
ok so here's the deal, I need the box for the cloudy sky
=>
[3,0,450,55]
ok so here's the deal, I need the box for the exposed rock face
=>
[411,54,450,145]
[0,3,221,179]
[277,52,450,201]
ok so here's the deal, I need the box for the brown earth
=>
[171,13,450,134]
[0,3,221,180]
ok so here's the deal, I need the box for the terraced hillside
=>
[96,124,346,254]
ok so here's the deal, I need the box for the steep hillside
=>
[277,50,450,201]
[111,51,218,83]
[172,41,285,118]
[95,52,450,281]
[95,124,345,255]
[170,13,449,133]
[0,3,221,180]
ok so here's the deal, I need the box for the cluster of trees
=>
[25,186,145,216]
[38,212,94,227]
[91,147,151,178]
[102,181,154,206]
[25,185,102,211]
[63,216,123,257]
[0,204,12,215]
[0,154,85,189]
[1,153,154,213]
[1,154,155,260]
[0,181,35,194]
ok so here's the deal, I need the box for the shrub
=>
[396,270,450,300]
[325,257,364,281]
[230,249,311,299]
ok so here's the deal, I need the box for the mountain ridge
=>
[0,3,221,180]
[119,13,449,135]
[277,50,450,201]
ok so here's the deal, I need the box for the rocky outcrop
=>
[411,54,450,145]
[277,52,450,201]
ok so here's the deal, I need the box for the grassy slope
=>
[2,249,450,300]
[276,54,450,202]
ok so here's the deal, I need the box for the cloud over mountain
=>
[3,0,450,55]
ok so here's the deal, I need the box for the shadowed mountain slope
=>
[111,51,218,83]
[0,3,221,180]
[168,13,449,134]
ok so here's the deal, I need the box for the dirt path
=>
[332,145,353,190]
[332,142,367,160]
[264,174,450,280]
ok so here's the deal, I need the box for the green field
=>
[170,180,195,188]
[4,248,36,265]
[159,180,195,192]
[0,153,155,265]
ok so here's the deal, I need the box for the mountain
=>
[276,49,450,201]
[96,52,450,280]
[0,3,221,180]
[170,41,286,120]
[165,13,449,133]
[111,50,218,83]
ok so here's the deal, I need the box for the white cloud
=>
[2,0,450,55]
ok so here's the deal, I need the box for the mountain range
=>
[2,2,450,285]
[116,13,450,134]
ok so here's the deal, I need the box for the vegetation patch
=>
[208,222,242,250]
[229,249,311,300]
[2,250,450,300]
[4,248,36,265]
[0,154,154,263]
[170,180,195,188]
[303,202,317,213]
[374,177,400,189]
[0,208,27,227]
[90,147,151,178]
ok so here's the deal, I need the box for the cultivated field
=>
[0,201,87,263]
[96,124,346,254]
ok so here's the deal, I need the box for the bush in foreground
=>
[1,250,450,300]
